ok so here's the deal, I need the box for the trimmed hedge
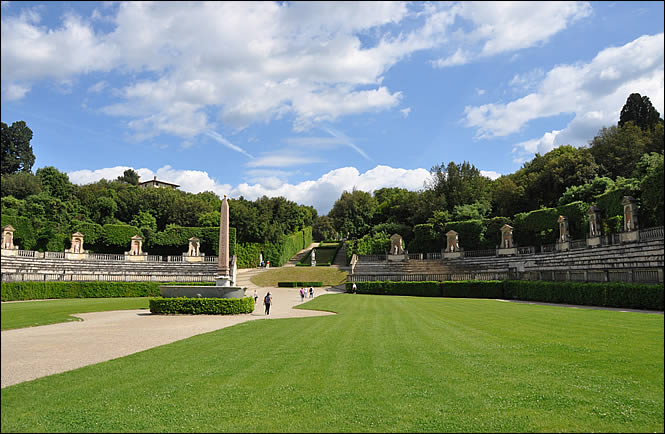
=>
[149,296,254,315]
[277,281,323,287]
[0,281,217,301]
[345,280,664,310]
[1,214,37,251]
[1,281,161,301]
[264,226,313,267]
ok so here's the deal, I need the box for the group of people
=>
[299,287,314,301]
[251,286,316,316]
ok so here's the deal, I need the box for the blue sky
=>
[2,1,663,214]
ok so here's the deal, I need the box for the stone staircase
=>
[284,242,319,267]
[350,238,664,283]
[1,255,218,282]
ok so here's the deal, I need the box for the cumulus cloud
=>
[1,1,593,142]
[67,164,433,215]
[461,33,664,159]
[433,1,592,68]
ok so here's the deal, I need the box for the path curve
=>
[1,275,341,389]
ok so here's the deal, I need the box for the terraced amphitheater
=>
[350,229,664,284]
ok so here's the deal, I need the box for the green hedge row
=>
[149,297,254,315]
[345,280,664,310]
[264,226,313,267]
[277,281,323,287]
[0,281,217,301]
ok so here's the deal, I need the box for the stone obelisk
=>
[216,195,231,286]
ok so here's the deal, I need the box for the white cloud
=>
[3,82,30,100]
[87,80,107,93]
[400,107,412,118]
[247,153,321,168]
[433,48,471,68]
[433,1,592,67]
[480,170,502,180]
[68,164,432,215]
[464,33,664,161]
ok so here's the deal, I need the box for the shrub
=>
[0,214,37,250]
[102,224,142,252]
[149,297,254,315]
[444,220,485,251]
[513,207,559,247]
[1,281,162,301]
[277,282,324,287]
[345,280,663,310]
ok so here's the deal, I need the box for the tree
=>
[589,124,648,179]
[35,166,74,201]
[116,169,140,185]
[328,189,377,239]
[312,215,336,241]
[1,121,35,174]
[426,161,492,213]
[509,145,599,209]
[619,93,662,132]
[0,172,42,199]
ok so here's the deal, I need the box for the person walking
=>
[300,288,305,302]
[309,287,314,298]
[253,289,258,304]
[352,283,357,294]
[263,292,272,315]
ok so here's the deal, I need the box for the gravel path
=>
[1,274,341,389]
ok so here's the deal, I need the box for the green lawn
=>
[1,294,663,432]
[250,266,348,287]
[1,297,150,331]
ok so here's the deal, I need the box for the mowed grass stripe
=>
[2,294,662,432]
[1,297,150,330]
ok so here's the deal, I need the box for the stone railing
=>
[361,254,387,262]
[44,251,65,259]
[146,255,162,262]
[167,255,184,262]
[463,248,496,258]
[569,239,587,250]
[426,252,442,260]
[87,253,125,261]
[18,250,38,258]
[204,256,218,263]
[640,226,664,242]
[517,246,535,255]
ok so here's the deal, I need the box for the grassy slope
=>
[1,298,150,330]
[250,267,348,287]
[1,294,663,432]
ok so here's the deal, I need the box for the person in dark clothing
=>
[263,292,272,315]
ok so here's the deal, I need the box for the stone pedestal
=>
[587,237,601,248]
[443,251,462,259]
[387,254,407,262]
[1,248,18,257]
[557,241,569,252]
[497,247,517,256]
[126,254,147,262]
[216,275,232,287]
[621,230,639,244]
[65,252,87,260]
[184,255,204,263]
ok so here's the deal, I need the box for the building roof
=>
[137,175,180,187]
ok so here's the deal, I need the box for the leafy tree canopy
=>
[1,121,35,175]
